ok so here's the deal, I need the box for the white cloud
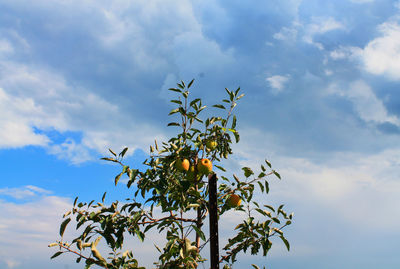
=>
[47,138,93,165]
[232,127,400,233]
[329,46,355,60]
[0,44,167,163]
[0,190,75,268]
[0,39,13,56]
[328,80,400,126]
[266,75,290,94]
[303,17,345,49]
[308,17,345,35]
[332,20,400,80]
[273,17,345,49]
[0,1,235,163]
[0,87,50,148]
[360,21,400,80]
[0,185,51,200]
[273,26,298,41]
[279,149,400,230]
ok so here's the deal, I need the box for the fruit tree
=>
[49,80,293,268]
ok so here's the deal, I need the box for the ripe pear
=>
[176,158,190,171]
[227,194,242,207]
[197,158,212,175]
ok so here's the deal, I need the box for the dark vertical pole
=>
[208,173,219,269]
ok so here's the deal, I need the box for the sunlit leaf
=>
[265,159,272,168]
[115,172,123,186]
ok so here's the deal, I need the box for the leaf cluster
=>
[50,80,293,268]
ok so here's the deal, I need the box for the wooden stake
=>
[208,173,219,269]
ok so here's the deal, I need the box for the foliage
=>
[50,80,293,268]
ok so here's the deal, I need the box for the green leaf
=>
[258,172,266,178]
[280,235,290,251]
[225,88,230,96]
[214,165,226,172]
[100,157,118,162]
[59,218,71,237]
[257,181,264,192]
[264,204,275,212]
[265,180,269,193]
[265,159,272,168]
[122,165,129,174]
[119,147,128,157]
[135,229,145,242]
[73,197,78,207]
[168,88,181,92]
[231,115,237,129]
[50,251,63,259]
[233,174,240,183]
[190,98,200,107]
[187,79,195,88]
[237,93,245,100]
[273,170,281,179]
[234,131,240,143]
[169,108,179,115]
[101,192,106,203]
[251,265,260,269]
[234,87,240,96]
[191,225,206,241]
[170,99,182,105]
[115,172,123,186]
[272,217,280,224]
[242,167,254,178]
[167,122,180,127]
[213,104,226,109]
[255,208,266,216]
[108,148,117,156]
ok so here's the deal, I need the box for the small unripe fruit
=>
[176,158,190,171]
[227,194,242,207]
[197,159,212,175]
[206,140,218,150]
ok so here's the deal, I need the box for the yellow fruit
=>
[206,140,218,150]
[197,159,212,175]
[227,194,242,207]
[176,158,190,171]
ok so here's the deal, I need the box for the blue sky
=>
[0,0,400,268]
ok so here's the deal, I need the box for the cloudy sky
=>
[1,0,400,268]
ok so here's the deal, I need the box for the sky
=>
[0,0,400,268]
